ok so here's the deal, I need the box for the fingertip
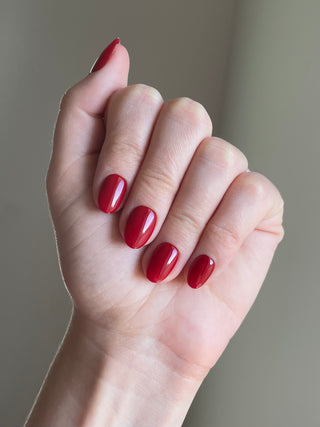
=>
[59,40,130,119]
[89,41,130,81]
[90,37,121,73]
[116,43,130,73]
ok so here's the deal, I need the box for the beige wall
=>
[1,1,319,426]
[185,1,320,426]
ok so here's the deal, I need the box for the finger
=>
[49,39,130,178]
[141,137,248,283]
[119,97,213,248]
[92,84,163,213]
[185,171,284,289]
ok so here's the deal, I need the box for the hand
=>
[25,39,285,427]
[46,40,284,380]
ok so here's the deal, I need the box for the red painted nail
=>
[187,255,215,289]
[98,174,127,213]
[90,37,120,72]
[124,206,157,248]
[146,242,179,283]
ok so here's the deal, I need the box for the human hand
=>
[46,39,284,382]
[24,38,285,427]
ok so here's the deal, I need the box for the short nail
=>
[187,255,215,289]
[146,242,179,283]
[124,206,157,248]
[98,174,127,213]
[90,37,120,72]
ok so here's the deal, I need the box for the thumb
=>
[50,38,130,173]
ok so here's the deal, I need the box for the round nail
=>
[146,242,179,283]
[124,206,157,248]
[98,174,127,213]
[187,255,215,289]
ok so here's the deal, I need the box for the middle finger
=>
[119,97,213,248]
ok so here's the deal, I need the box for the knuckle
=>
[164,97,212,132]
[273,187,285,219]
[235,171,270,202]
[272,190,285,217]
[110,84,163,109]
[128,84,163,103]
[267,196,285,243]
[208,222,242,250]
[276,225,285,243]
[169,209,203,235]
[245,178,267,201]
[59,87,78,111]
[202,137,248,171]
[248,173,285,220]
[140,165,177,195]
[278,195,285,215]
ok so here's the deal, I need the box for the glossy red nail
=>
[98,174,127,213]
[187,255,215,289]
[124,206,157,248]
[90,37,120,72]
[146,242,179,283]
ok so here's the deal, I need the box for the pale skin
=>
[25,42,284,427]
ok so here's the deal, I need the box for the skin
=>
[25,43,284,427]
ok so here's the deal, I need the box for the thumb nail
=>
[90,37,121,73]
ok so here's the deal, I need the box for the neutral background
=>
[0,0,319,426]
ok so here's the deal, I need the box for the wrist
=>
[26,308,207,427]
[71,308,207,426]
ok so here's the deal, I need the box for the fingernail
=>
[90,37,121,73]
[124,206,157,248]
[98,174,127,213]
[187,255,215,289]
[146,242,179,283]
